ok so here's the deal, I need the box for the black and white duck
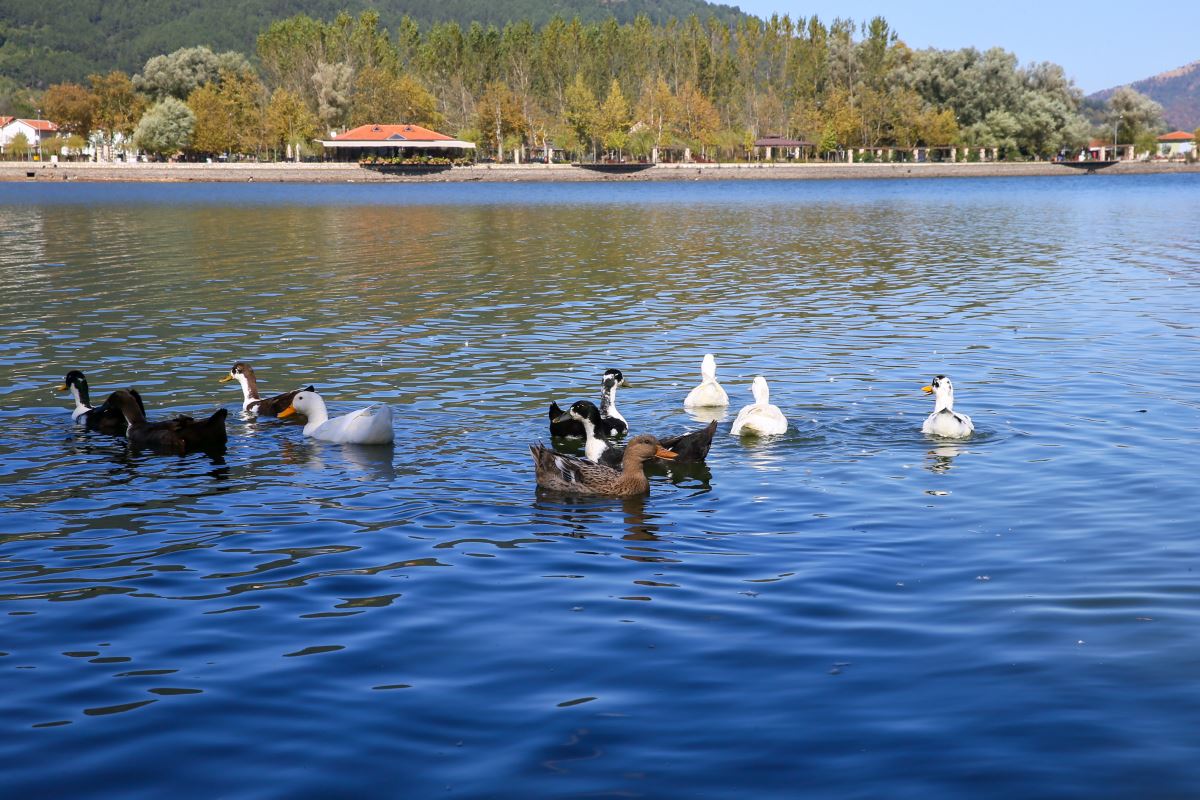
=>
[107,389,228,454]
[921,375,974,438]
[219,361,312,417]
[557,400,717,467]
[548,368,630,438]
[57,370,145,436]
[530,434,677,497]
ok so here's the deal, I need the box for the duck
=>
[730,376,788,436]
[278,390,394,445]
[219,361,313,416]
[106,389,228,454]
[684,354,729,408]
[921,375,974,438]
[57,370,146,435]
[559,400,717,467]
[530,434,677,496]
[548,368,629,438]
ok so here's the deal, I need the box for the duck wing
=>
[658,419,717,462]
[252,385,314,417]
[85,389,145,435]
[548,401,585,438]
[598,415,627,437]
[531,443,621,491]
[175,408,229,451]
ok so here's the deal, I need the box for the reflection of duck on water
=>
[926,442,963,474]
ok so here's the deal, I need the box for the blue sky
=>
[729,1,1199,94]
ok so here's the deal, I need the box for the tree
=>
[7,132,31,160]
[134,98,195,158]
[350,68,441,128]
[42,82,97,137]
[266,88,320,160]
[1106,87,1165,144]
[476,80,526,161]
[90,71,146,160]
[674,81,719,158]
[598,79,632,157]
[636,77,679,161]
[563,73,599,158]
[135,47,250,101]
[312,61,354,131]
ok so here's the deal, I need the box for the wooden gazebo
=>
[753,135,815,161]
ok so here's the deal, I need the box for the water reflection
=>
[925,442,965,474]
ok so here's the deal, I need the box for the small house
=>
[1156,131,1195,159]
[0,118,60,158]
[319,124,476,162]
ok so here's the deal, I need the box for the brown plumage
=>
[530,434,677,496]
[58,370,147,435]
[107,389,227,455]
[219,361,312,417]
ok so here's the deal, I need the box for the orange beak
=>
[921,385,934,394]
[56,384,68,392]
[278,405,297,418]
[655,446,678,460]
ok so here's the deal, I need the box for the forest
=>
[4,10,1175,163]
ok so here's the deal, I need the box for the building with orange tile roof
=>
[1156,130,1196,159]
[0,118,60,157]
[319,123,476,161]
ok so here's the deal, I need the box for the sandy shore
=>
[2,159,1198,184]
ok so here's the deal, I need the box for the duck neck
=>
[934,387,955,414]
[600,383,624,423]
[70,384,92,418]
[236,373,261,407]
[581,417,607,462]
[617,455,651,492]
[302,399,330,435]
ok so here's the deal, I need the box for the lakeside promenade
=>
[2,160,1198,183]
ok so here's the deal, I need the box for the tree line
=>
[14,11,1181,162]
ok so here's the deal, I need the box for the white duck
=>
[278,390,394,445]
[684,353,729,409]
[730,376,788,436]
[921,375,974,438]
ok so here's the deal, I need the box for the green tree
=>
[135,47,251,101]
[351,68,441,128]
[1106,87,1165,144]
[564,73,599,158]
[134,97,195,158]
[598,79,632,157]
[266,88,320,160]
[313,61,354,130]
[476,80,526,161]
[7,132,31,160]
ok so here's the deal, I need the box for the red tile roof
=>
[3,118,59,132]
[1157,130,1195,142]
[330,124,452,142]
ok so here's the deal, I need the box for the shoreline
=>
[2,160,1198,184]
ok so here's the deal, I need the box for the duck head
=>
[922,375,956,412]
[700,354,718,382]
[558,399,603,428]
[602,369,630,390]
[750,375,771,405]
[58,370,92,409]
[107,389,147,426]
[623,434,678,465]
[278,390,328,424]
[219,361,260,398]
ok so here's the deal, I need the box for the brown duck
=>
[219,361,312,417]
[530,434,677,496]
[107,389,228,454]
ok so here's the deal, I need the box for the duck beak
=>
[655,446,678,460]
[554,411,574,423]
[278,405,297,418]
[219,374,234,383]
[921,385,933,394]
[620,379,632,388]
[56,383,68,392]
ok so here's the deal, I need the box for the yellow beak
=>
[56,384,68,392]
[219,374,234,383]
[921,385,933,394]
[278,405,297,418]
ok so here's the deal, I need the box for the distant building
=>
[319,124,476,162]
[0,118,60,157]
[1086,139,1134,161]
[1156,131,1195,159]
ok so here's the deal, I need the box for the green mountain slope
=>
[1090,61,1200,131]
[0,0,744,88]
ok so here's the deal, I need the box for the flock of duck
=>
[58,355,974,498]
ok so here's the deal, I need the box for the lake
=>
[2,175,1199,798]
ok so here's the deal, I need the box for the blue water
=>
[1,175,1199,797]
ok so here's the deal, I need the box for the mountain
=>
[1090,61,1200,131]
[0,0,745,89]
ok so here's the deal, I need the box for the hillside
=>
[0,0,744,88]
[1090,61,1200,130]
